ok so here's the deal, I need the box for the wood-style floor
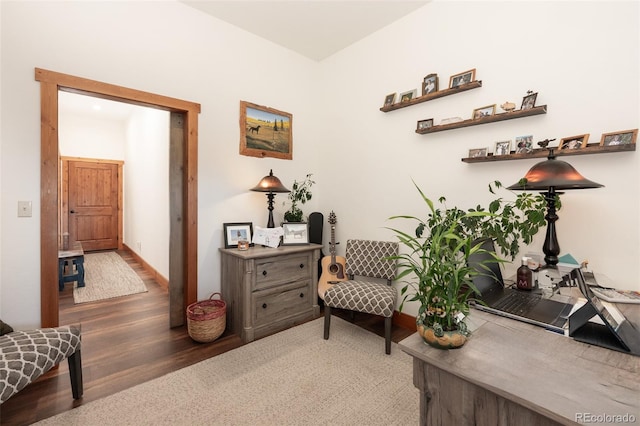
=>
[1,250,414,425]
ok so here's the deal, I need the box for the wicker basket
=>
[186,293,226,343]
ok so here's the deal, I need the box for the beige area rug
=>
[37,317,419,425]
[73,251,148,304]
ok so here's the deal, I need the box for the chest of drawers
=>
[220,244,321,343]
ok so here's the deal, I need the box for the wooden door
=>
[68,160,119,251]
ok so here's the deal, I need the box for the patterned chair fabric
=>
[324,240,398,354]
[0,325,83,404]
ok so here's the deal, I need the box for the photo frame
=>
[240,100,293,160]
[399,89,417,103]
[282,222,309,245]
[472,104,496,120]
[422,73,439,95]
[383,93,396,107]
[521,92,537,110]
[515,135,534,154]
[559,134,590,150]
[599,129,638,146]
[417,118,434,131]
[449,68,476,88]
[468,147,488,158]
[494,140,512,156]
[223,222,254,249]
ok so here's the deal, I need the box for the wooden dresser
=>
[220,244,321,343]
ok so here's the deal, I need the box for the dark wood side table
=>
[58,241,85,291]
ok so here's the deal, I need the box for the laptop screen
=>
[467,237,504,295]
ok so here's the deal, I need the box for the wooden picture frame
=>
[417,118,434,131]
[282,222,309,245]
[223,222,254,249]
[559,134,589,150]
[599,129,638,146]
[521,92,537,110]
[449,68,476,88]
[399,89,417,103]
[515,135,534,154]
[383,93,396,107]
[240,101,292,160]
[494,140,512,156]
[468,147,488,158]
[472,104,496,120]
[422,73,439,95]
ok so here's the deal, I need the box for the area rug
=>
[73,252,148,304]
[36,317,419,425]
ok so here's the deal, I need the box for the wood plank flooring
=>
[0,250,414,425]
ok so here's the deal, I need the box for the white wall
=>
[59,111,127,160]
[1,1,638,326]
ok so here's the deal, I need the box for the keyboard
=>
[590,287,640,304]
[494,291,542,314]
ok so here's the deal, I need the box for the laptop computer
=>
[467,238,575,333]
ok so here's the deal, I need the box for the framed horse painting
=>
[240,101,293,160]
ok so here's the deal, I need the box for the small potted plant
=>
[387,180,548,349]
[283,174,315,222]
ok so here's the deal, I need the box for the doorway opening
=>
[37,68,200,328]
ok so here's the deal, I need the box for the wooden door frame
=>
[36,68,200,328]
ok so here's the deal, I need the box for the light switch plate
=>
[18,201,32,217]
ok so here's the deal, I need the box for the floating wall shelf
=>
[461,143,636,163]
[380,81,482,112]
[416,105,547,134]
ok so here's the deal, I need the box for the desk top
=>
[58,241,84,259]
[399,308,640,425]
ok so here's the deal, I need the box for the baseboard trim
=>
[393,310,416,331]
[122,244,169,290]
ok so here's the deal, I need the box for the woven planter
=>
[186,293,226,343]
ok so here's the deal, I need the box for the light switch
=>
[18,201,32,217]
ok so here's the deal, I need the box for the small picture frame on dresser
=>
[223,222,254,249]
[282,222,309,245]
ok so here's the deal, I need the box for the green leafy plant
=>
[283,174,315,222]
[387,180,550,333]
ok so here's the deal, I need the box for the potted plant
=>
[387,180,548,349]
[283,174,315,222]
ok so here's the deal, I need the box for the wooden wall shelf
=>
[461,143,636,163]
[417,105,547,134]
[380,81,482,112]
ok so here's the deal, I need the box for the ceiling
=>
[181,1,429,61]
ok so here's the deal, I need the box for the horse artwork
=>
[239,100,293,160]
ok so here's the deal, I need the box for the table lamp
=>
[507,150,603,267]
[251,169,290,228]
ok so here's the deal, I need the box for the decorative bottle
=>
[517,257,533,290]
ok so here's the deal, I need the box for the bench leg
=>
[68,349,83,399]
[76,257,85,288]
[385,316,392,355]
[324,306,331,340]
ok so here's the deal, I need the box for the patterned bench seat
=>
[0,325,83,404]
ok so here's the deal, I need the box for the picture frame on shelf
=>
[521,92,537,110]
[422,73,438,95]
[515,135,534,153]
[494,140,512,156]
[449,68,476,88]
[399,89,417,103]
[559,134,589,150]
[468,147,488,158]
[599,129,638,146]
[223,222,254,249]
[239,101,293,160]
[472,104,496,119]
[282,222,309,245]
[383,93,396,107]
[417,118,434,131]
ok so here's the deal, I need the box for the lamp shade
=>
[507,152,603,191]
[250,169,290,193]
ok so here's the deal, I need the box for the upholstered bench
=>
[0,325,83,404]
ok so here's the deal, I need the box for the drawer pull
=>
[262,270,267,276]
[262,303,267,309]
[299,293,304,298]
[299,264,304,269]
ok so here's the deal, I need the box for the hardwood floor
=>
[0,250,414,425]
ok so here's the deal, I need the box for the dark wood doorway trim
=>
[36,68,200,328]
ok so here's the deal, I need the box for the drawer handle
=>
[299,293,304,298]
[262,303,267,309]
[262,270,267,276]
[299,264,304,269]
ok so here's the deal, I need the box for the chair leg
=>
[324,306,331,340]
[68,349,84,399]
[385,316,392,355]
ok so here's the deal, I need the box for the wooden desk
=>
[58,242,85,291]
[399,308,639,425]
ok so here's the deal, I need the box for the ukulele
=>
[318,211,347,299]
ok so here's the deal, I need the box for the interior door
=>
[68,161,119,251]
